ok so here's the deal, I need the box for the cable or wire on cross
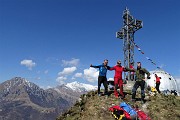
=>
[131,40,160,69]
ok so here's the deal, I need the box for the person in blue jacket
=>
[90,59,110,96]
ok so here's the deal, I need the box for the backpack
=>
[135,109,151,120]
[112,109,127,120]
[120,102,137,119]
[109,106,131,120]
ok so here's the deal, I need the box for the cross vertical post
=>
[116,8,143,80]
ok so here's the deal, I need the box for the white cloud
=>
[56,76,67,81]
[74,73,83,78]
[20,59,36,70]
[71,72,83,80]
[44,70,49,74]
[84,67,99,82]
[56,76,67,85]
[58,67,77,75]
[56,67,77,85]
[56,58,80,84]
[36,77,41,80]
[62,58,80,66]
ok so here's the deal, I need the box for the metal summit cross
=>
[116,7,143,80]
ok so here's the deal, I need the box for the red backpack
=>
[135,109,151,120]
[109,106,131,120]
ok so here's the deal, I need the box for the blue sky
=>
[0,0,180,88]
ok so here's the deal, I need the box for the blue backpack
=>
[120,102,137,119]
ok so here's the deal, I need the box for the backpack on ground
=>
[112,109,127,120]
[120,102,137,119]
[135,108,151,120]
[109,106,131,120]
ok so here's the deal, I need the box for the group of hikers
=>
[90,59,161,103]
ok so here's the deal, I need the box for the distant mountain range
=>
[0,77,97,120]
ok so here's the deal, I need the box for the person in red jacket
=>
[110,60,127,98]
[155,74,161,93]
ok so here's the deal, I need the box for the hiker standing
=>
[90,59,110,96]
[155,74,161,93]
[109,60,126,99]
[126,62,150,103]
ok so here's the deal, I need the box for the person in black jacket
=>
[90,59,110,97]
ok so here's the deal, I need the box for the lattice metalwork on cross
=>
[116,7,143,80]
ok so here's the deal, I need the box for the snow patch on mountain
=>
[65,81,97,92]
